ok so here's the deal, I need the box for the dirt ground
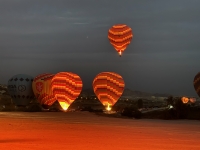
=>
[0,111,200,150]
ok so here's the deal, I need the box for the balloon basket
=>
[41,108,50,112]
[103,109,116,114]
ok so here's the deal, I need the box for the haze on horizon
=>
[0,0,200,97]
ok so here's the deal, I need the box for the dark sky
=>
[0,0,200,97]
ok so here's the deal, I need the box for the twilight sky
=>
[0,0,200,97]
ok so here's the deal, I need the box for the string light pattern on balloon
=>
[32,73,56,109]
[40,74,57,108]
[51,72,83,111]
[93,72,125,111]
[108,24,133,56]
[32,73,51,99]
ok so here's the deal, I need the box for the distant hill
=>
[0,84,171,98]
[81,88,171,98]
[153,93,171,97]
[122,88,152,97]
[122,88,171,98]
[80,88,95,96]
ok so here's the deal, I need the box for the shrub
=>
[133,110,142,119]
[162,109,177,120]
[121,106,141,119]
[137,99,143,109]
[81,106,94,112]
[26,104,42,112]
[121,107,133,117]
[174,99,190,119]
[1,105,15,111]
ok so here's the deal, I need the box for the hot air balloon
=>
[193,72,200,97]
[108,24,133,57]
[181,97,189,104]
[93,72,125,111]
[189,97,196,103]
[7,74,34,107]
[51,72,83,111]
[32,73,56,109]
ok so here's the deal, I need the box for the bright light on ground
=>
[106,104,111,111]
[58,101,69,111]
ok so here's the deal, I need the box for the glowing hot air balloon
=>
[108,24,133,57]
[51,72,83,111]
[7,74,34,107]
[193,72,200,97]
[32,73,56,109]
[189,97,196,103]
[181,97,189,104]
[32,73,51,99]
[93,72,125,111]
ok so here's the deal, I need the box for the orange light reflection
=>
[58,101,69,111]
[106,104,112,111]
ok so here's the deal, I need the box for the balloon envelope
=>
[93,72,125,109]
[108,24,133,56]
[193,72,200,97]
[7,74,34,106]
[51,72,83,111]
[181,97,189,104]
[189,98,196,103]
[32,73,56,109]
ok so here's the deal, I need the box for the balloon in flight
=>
[51,72,83,111]
[93,72,125,111]
[7,74,34,106]
[108,24,133,57]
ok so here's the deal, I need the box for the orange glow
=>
[51,72,83,110]
[108,24,133,55]
[119,51,122,56]
[189,98,196,103]
[181,97,189,104]
[106,104,112,111]
[32,73,56,108]
[93,72,125,107]
[59,101,69,111]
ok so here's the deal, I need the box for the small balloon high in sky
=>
[108,24,133,57]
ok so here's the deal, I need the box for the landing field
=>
[0,112,200,150]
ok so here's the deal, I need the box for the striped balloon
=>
[93,72,125,108]
[51,72,83,111]
[108,24,133,56]
[32,73,51,99]
[181,97,189,104]
[194,72,200,97]
[32,73,56,108]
